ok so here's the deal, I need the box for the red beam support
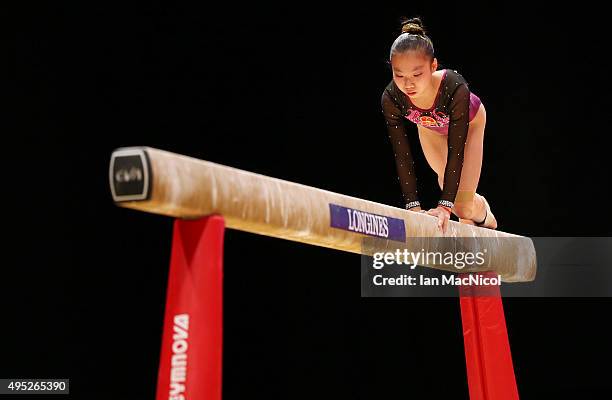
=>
[459,271,519,400]
[156,216,225,400]
[152,215,519,399]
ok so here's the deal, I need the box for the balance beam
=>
[109,146,536,282]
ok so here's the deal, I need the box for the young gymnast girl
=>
[381,17,497,234]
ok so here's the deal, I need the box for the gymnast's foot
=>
[473,194,497,230]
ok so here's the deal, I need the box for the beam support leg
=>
[459,272,519,400]
[156,216,225,400]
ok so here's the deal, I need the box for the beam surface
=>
[109,146,536,282]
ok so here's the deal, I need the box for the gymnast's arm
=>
[381,90,421,211]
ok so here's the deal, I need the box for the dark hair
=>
[389,17,435,61]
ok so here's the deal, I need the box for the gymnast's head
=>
[388,17,438,99]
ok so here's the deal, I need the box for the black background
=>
[7,3,612,399]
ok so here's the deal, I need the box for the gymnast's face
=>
[390,51,437,98]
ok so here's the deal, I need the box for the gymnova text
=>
[372,273,502,287]
[168,313,189,400]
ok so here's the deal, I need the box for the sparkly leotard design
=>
[381,69,481,210]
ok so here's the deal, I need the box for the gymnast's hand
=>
[426,206,451,234]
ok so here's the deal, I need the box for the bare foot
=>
[472,195,488,225]
[475,194,497,230]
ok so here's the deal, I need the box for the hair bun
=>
[400,17,426,36]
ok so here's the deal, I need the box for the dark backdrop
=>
[7,3,612,399]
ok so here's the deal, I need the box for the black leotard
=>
[381,69,475,210]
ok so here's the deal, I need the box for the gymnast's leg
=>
[417,105,497,229]
[449,104,497,228]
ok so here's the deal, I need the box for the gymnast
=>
[381,17,497,234]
